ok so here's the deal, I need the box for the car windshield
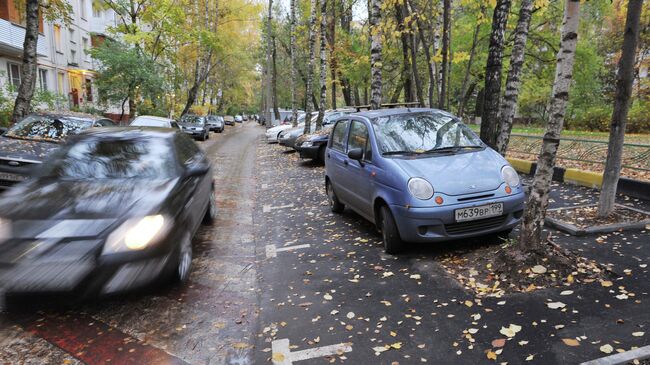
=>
[5,115,94,142]
[131,117,168,127]
[372,112,483,155]
[41,138,177,179]
[180,116,204,124]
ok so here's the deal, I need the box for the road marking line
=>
[262,204,294,213]
[265,244,311,258]
[271,338,352,365]
[580,344,650,365]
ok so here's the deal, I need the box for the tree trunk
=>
[479,0,511,149]
[304,0,318,134]
[457,5,484,117]
[369,0,383,109]
[290,0,298,126]
[354,85,361,106]
[408,0,435,107]
[496,0,534,155]
[265,0,273,126]
[409,20,424,105]
[518,0,581,251]
[11,0,39,123]
[328,0,337,110]
[272,37,281,120]
[396,5,413,102]
[181,61,201,116]
[597,0,644,217]
[317,0,328,130]
[438,0,450,108]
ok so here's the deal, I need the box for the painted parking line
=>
[271,338,352,365]
[265,244,311,258]
[262,204,294,213]
[580,345,650,365]
[11,312,188,365]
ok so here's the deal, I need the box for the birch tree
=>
[479,0,511,149]
[316,0,328,130]
[369,0,383,109]
[304,0,318,133]
[518,0,582,251]
[265,0,274,125]
[290,0,298,126]
[495,0,534,155]
[438,0,451,109]
[598,0,644,217]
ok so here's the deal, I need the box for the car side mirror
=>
[347,148,364,163]
[185,162,210,177]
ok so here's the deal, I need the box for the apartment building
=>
[0,0,117,111]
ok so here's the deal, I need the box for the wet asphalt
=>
[0,121,648,365]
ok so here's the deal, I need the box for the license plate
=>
[0,172,26,182]
[455,203,503,222]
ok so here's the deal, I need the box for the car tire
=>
[317,145,326,163]
[380,205,404,255]
[173,231,193,283]
[326,180,344,213]
[202,189,217,225]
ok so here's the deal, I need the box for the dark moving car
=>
[0,113,115,190]
[0,128,216,304]
[179,115,209,141]
[206,115,225,133]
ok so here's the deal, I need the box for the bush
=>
[568,105,612,131]
[627,100,650,134]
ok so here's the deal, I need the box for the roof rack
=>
[351,102,422,112]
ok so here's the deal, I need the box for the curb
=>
[506,158,650,201]
[580,344,650,365]
[544,203,650,236]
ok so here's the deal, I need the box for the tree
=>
[304,0,318,133]
[369,0,383,109]
[265,0,274,125]
[290,0,298,126]
[457,3,486,117]
[316,0,328,130]
[479,0,511,149]
[518,0,582,251]
[438,0,451,109]
[495,0,534,155]
[598,0,644,217]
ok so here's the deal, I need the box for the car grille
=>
[444,215,507,235]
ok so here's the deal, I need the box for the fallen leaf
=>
[324,293,333,300]
[346,312,355,319]
[562,338,580,347]
[486,350,497,360]
[532,265,547,274]
[601,281,613,287]
[547,302,566,309]
[560,290,574,296]
[464,300,473,307]
[499,324,522,338]
[492,339,506,348]
[600,344,614,354]
[632,332,645,337]
[526,354,534,361]
[390,342,402,349]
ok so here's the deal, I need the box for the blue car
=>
[324,108,525,254]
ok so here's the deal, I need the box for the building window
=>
[69,27,75,43]
[54,25,62,51]
[6,63,21,89]
[80,0,87,19]
[38,69,48,91]
[70,49,77,64]
[57,72,65,94]
[82,37,89,60]
[92,0,101,17]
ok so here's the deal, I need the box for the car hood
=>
[0,178,178,223]
[0,136,61,162]
[179,122,204,128]
[391,148,506,196]
[268,124,294,133]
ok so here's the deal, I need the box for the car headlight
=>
[408,178,434,200]
[501,166,520,187]
[102,215,169,254]
[302,141,313,147]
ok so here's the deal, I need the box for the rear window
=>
[131,117,169,127]
[330,120,349,152]
[5,115,93,142]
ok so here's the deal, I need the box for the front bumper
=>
[266,131,280,143]
[182,129,205,137]
[279,136,298,148]
[390,191,525,243]
[299,144,322,159]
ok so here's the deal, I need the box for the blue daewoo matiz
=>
[324,108,525,254]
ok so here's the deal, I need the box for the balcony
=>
[0,18,48,57]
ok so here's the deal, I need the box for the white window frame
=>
[6,62,22,89]
[38,68,48,91]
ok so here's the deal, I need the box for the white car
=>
[265,114,306,143]
[130,115,181,130]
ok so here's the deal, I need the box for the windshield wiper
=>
[424,145,483,154]
[382,150,420,156]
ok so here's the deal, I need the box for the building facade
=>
[0,0,117,112]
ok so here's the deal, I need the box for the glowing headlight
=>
[501,165,520,187]
[102,215,168,254]
[302,141,313,147]
[408,178,434,200]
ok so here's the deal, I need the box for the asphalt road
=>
[0,122,648,365]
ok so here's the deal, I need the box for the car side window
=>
[175,134,202,165]
[347,121,370,160]
[171,121,180,129]
[96,119,115,127]
[330,120,349,152]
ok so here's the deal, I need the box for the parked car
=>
[224,116,235,126]
[324,108,525,254]
[234,115,243,123]
[0,112,115,190]
[206,115,225,133]
[179,115,209,141]
[265,113,305,143]
[295,110,356,160]
[130,115,181,130]
[0,127,215,302]
[279,111,348,149]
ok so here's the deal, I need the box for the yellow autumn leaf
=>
[561,338,580,347]
[486,350,497,360]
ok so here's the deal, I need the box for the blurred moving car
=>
[224,116,235,126]
[130,115,181,130]
[0,112,115,190]
[179,115,209,141]
[324,108,525,254]
[206,115,225,133]
[0,127,216,301]
[234,115,243,123]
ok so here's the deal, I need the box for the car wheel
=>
[206,132,210,140]
[317,145,326,163]
[326,180,344,213]
[174,231,192,283]
[380,205,404,255]
[202,189,217,225]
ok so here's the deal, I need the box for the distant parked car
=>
[0,127,215,301]
[179,115,209,141]
[206,115,225,133]
[0,112,115,190]
[130,115,181,130]
[224,116,235,126]
[235,115,243,123]
[279,111,348,149]
[265,113,305,143]
[295,110,356,160]
[324,108,525,254]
